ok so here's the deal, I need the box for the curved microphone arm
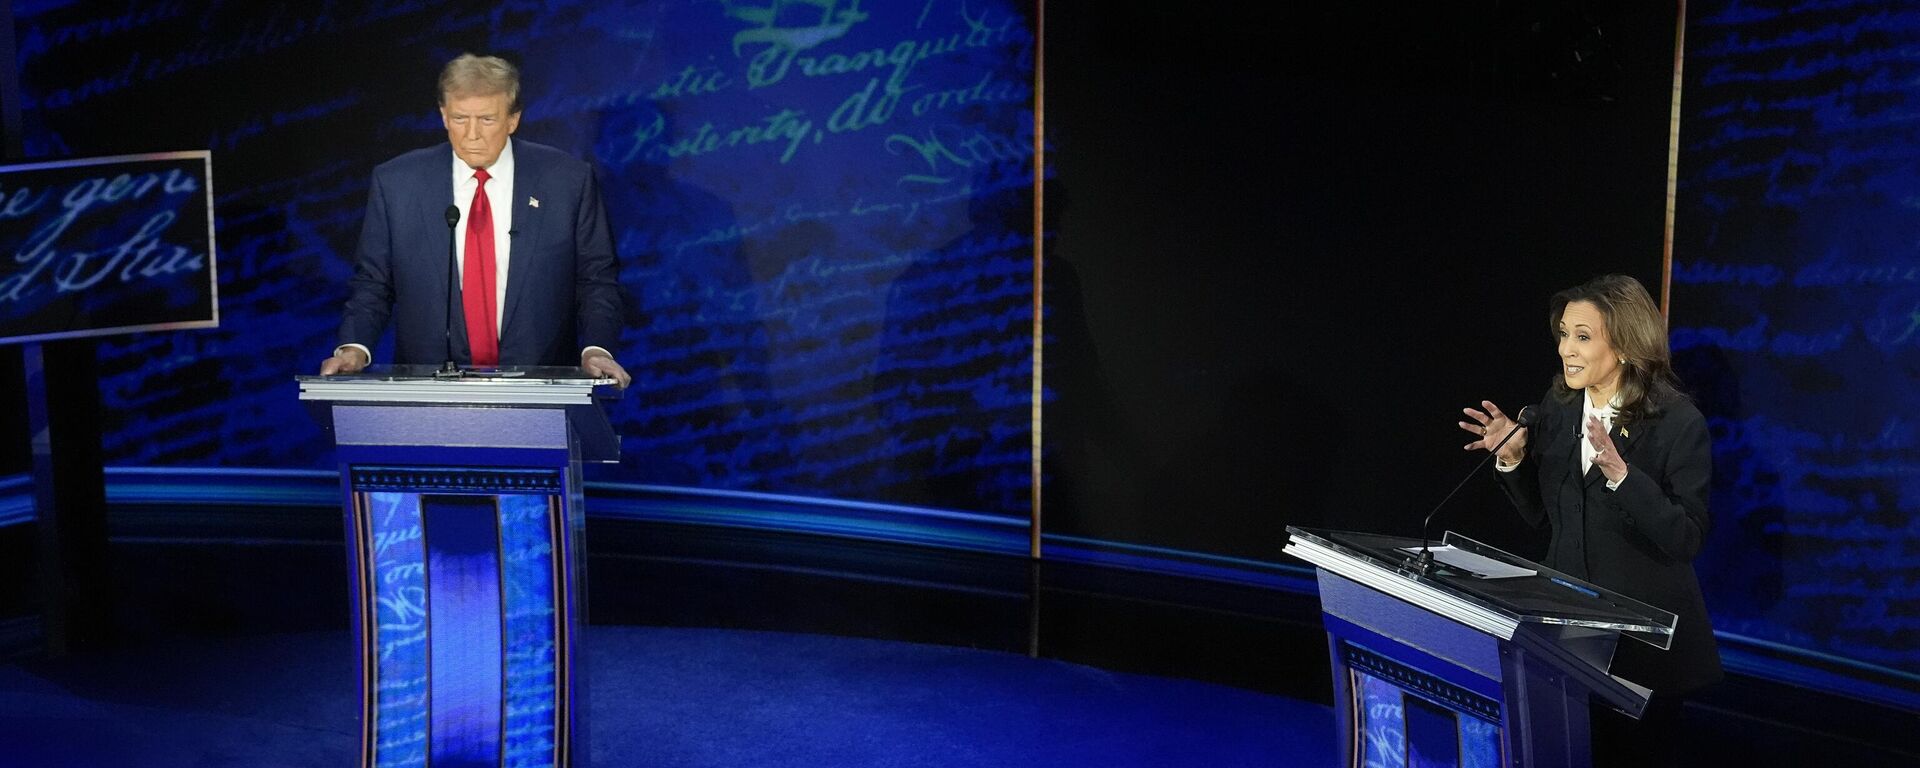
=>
[1411,405,1537,575]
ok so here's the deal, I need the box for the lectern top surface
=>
[296,365,622,406]
[298,364,613,383]
[1286,527,1678,646]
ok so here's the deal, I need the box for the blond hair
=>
[438,53,522,113]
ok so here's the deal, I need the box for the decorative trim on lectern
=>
[350,466,563,493]
[1343,641,1503,724]
[349,492,376,768]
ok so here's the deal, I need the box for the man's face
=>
[441,91,521,169]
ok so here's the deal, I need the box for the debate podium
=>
[1284,527,1677,768]
[300,367,622,768]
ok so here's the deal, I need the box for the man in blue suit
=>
[320,54,630,386]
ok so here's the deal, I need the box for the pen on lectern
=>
[1548,577,1601,599]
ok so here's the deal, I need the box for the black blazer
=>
[1495,389,1723,695]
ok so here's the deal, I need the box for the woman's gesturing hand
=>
[1460,400,1527,464]
[1585,414,1629,484]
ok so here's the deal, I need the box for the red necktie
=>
[462,168,499,366]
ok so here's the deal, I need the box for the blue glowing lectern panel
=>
[305,370,610,768]
[1348,647,1505,768]
[353,474,567,768]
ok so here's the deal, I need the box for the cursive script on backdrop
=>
[0,151,215,343]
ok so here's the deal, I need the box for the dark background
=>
[1041,3,1675,560]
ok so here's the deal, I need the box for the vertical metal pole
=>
[20,347,53,652]
[1026,0,1048,661]
[1029,0,1046,561]
[1660,0,1687,321]
[23,346,62,653]
[24,341,109,656]
[1026,558,1042,659]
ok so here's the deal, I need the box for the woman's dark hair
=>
[1548,274,1687,422]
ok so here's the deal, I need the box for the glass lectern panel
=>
[1287,527,1677,648]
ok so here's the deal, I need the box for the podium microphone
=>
[1411,405,1538,575]
[438,205,462,378]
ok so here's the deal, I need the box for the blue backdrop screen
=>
[18,0,1915,689]
[1674,1,1918,675]
[13,0,1038,517]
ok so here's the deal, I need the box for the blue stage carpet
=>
[0,627,1335,767]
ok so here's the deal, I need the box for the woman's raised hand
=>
[1460,400,1527,464]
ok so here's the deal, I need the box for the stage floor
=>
[1,516,1914,766]
[1,626,1335,768]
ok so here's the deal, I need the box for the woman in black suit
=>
[1459,275,1720,765]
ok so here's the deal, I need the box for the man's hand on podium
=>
[582,349,631,389]
[320,346,370,376]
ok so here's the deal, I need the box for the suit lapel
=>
[500,151,543,344]
[1613,418,1640,463]
[1540,398,1581,491]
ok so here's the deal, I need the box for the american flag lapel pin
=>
[529,196,540,208]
